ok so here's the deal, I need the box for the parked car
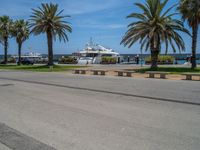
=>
[0,61,6,64]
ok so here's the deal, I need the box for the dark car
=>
[0,61,6,64]
[20,58,34,65]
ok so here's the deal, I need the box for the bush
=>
[145,55,175,64]
[8,57,16,63]
[101,57,117,64]
[58,57,77,64]
[36,59,48,64]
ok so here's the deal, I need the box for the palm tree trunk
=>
[150,39,159,69]
[46,29,53,66]
[18,42,22,65]
[4,38,8,64]
[191,25,198,69]
[151,50,159,69]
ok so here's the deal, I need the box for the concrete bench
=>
[74,69,88,75]
[115,70,136,77]
[146,71,169,79]
[90,70,108,76]
[182,73,200,80]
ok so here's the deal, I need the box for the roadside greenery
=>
[145,55,175,65]
[101,57,117,64]
[7,57,16,63]
[0,65,84,72]
[58,57,77,64]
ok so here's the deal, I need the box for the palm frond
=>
[29,3,72,42]
[121,0,190,55]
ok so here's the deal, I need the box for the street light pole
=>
[140,50,143,67]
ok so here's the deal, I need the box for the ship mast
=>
[89,37,93,47]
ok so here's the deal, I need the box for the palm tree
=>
[29,3,72,66]
[121,0,190,68]
[0,16,12,64]
[179,0,200,69]
[12,20,29,65]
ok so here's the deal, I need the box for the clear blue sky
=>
[0,0,199,54]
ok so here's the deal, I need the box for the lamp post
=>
[140,50,143,67]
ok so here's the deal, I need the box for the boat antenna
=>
[28,47,31,52]
[89,37,93,46]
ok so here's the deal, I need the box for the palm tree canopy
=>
[0,15,12,44]
[29,3,72,42]
[179,0,200,27]
[121,0,190,53]
[12,20,29,44]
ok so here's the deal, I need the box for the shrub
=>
[101,57,117,64]
[36,59,48,64]
[145,55,175,64]
[58,56,77,64]
[8,57,16,63]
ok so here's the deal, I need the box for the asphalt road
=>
[0,143,10,150]
[0,71,199,150]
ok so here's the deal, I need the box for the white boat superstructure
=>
[12,52,43,61]
[76,40,120,64]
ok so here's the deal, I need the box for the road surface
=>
[0,71,199,150]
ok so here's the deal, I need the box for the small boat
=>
[12,52,44,62]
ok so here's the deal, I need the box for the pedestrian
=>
[136,55,139,64]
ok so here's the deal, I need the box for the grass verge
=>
[0,65,85,72]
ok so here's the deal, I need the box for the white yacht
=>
[12,52,43,62]
[74,39,120,64]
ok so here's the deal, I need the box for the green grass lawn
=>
[134,67,200,74]
[0,65,85,72]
